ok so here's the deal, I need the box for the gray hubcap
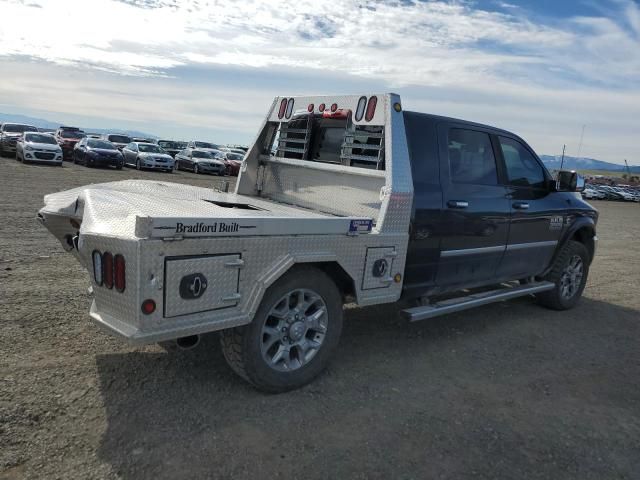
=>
[560,254,584,299]
[260,288,328,372]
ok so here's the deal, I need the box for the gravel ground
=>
[1,157,639,480]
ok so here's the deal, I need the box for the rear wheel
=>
[537,240,589,310]
[193,164,199,174]
[136,157,141,170]
[220,266,343,392]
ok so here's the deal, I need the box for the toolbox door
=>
[164,254,242,318]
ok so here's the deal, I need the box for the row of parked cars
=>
[0,123,247,176]
[582,184,640,202]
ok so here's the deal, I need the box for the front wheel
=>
[220,266,343,392]
[537,240,589,310]
[136,157,141,170]
[193,164,199,174]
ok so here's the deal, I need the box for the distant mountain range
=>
[539,155,640,174]
[1,111,637,173]
[0,112,156,140]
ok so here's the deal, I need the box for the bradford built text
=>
[175,222,240,233]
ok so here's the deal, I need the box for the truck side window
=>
[448,129,498,185]
[499,137,545,188]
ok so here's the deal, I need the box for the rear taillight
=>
[103,252,113,289]
[141,299,156,315]
[365,96,377,122]
[114,254,126,292]
[278,98,287,119]
[330,103,338,112]
[92,250,103,285]
[318,103,325,112]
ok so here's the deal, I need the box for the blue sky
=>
[0,0,638,164]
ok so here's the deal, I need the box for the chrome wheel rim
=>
[559,254,584,299]
[260,288,328,372]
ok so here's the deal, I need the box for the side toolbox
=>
[164,254,243,317]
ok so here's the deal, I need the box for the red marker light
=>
[114,254,126,292]
[278,98,287,119]
[365,96,378,122]
[103,252,113,289]
[330,103,338,112]
[141,299,156,315]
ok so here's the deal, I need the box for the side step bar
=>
[401,281,555,322]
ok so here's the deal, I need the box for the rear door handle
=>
[513,202,530,210]
[447,200,469,209]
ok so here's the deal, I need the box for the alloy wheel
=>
[559,254,584,300]
[260,288,328,372]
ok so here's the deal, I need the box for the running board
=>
[401,281,555,322]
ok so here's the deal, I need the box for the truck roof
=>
[404,111,518,138]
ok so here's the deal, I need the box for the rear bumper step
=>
[401,281,555,322]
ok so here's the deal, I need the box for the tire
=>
[193,164,199,174]
[220,266,343,392]
[136,158,141,170]
[537,240,589,310]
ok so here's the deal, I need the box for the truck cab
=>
[39,93,597,392]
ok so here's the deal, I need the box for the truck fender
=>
[543,216,597,276]
[244,253,358,319]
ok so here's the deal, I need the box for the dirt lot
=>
[1,157,639,480]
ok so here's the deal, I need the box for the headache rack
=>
[275,112,385,170]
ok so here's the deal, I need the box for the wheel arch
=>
[542,217,596,277]
[248,255,358,318]
[571,225,596,263]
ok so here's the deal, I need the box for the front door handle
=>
[447,200,469,209]
[513,202,530,210]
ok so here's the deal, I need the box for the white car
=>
[582,188,603,200]
[16,132,64,165]
[122,142,175,172]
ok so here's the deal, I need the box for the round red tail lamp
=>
[141,299,156,315]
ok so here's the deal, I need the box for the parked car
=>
[226,147,247,156]
[73,138,124,169]
[132,137,156,144]
[175,148,226,175]
[157,140,187,158]
[582,187,605,200]
[0,123,39,156]
[16,132,63,165]
[103,134,132,151]
[122,142,175,171]
[55,127,85,160]
[187,141,222,151]
[598,185,635,201]
[221,151,243,176]
[39,93,598,392]
[85,133,103,139]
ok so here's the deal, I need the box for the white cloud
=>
[0,0,638,163]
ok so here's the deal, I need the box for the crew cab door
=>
[494,136,562,279]
[436,124,510,288]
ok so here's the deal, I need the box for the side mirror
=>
[555,170,584,192]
